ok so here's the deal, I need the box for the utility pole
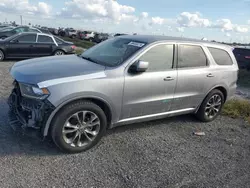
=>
[20,15,23,25]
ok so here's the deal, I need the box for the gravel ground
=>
[0,61,250,188]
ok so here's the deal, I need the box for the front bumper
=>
[8,81,55,138]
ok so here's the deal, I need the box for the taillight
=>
[245,56,250,59]
[71,45,76,50]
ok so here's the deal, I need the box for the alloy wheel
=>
[62,111,101,147]
[205,94,222,119]
[0,51,4,61]
[55,51,64,56]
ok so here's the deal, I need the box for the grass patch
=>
[61,37,95,49]
[222,99,250,123]
[238,69,250,88]
[74,47,84,55]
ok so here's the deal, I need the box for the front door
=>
[6,33,37,58]
[121,43,177,120]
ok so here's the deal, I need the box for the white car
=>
[81,31,95,41]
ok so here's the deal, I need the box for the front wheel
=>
[0,50,4,61]
[196,89,224,122]
[54,50,65,56]
[51,101,107,153]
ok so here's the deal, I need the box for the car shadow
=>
[106,114,200,136]
[0,96,201,156]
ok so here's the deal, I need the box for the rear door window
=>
[208,47,233,65]
[37,35,54,43]
[178,45,207,68]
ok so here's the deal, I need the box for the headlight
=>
[19,83,50,100]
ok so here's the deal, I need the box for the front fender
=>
[43,92,115,136]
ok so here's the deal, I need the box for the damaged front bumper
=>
[8,81,55,139]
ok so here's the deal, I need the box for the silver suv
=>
[8,35,238,153]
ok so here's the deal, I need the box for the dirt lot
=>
[0,61,250,188]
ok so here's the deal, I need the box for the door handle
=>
[207,73,214,77]
[164,76,174,81]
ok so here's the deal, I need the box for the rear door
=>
[6,33,37,58]
[171,44,214,111]
[34,35,55,56]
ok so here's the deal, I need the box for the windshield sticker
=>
[128,42,145,47]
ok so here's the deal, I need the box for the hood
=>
[11,55,105,85]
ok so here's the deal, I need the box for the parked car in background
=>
[233,47,250,70]
[0,26,15,31]
[66,28,77,38]
[114,33,127,37]
[0,25,10,29]
[77,31,87,39]
[58,28,66,37]
[0,26,51,39]
[80,31,95,41]
[93,33,109,43]
[33,27,52,35]
[8,35,238,153]
[48,28,59,35]
[0,32,76,61]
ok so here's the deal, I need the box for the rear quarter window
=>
[208,47,233,65]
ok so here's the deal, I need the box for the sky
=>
[0,0,250,43]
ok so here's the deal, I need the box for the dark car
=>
[0,25,10,29]
[233,47,250,70]
[93,33,109,43]
[114,33,127,37]
[0,26,51,39]
[0,26,15,31]
[33,27,52,35]
[48,28,59,35]
[0,32,76,61]
[0,26,31,39]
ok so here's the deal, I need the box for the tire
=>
[195,89,225,122]
[54,50,65,56]
[51,100,107,153]
[0,50,4,61]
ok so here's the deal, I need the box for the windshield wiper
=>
[81,56,101,65]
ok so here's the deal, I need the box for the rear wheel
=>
[51,100,107,153]
[54,50,65,56]
[0,50,4,61]
[196,89,224,122]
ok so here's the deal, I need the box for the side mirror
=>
[10,39,18,43]
[129,60,149,73]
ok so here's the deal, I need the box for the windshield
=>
[81,37,146,67]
